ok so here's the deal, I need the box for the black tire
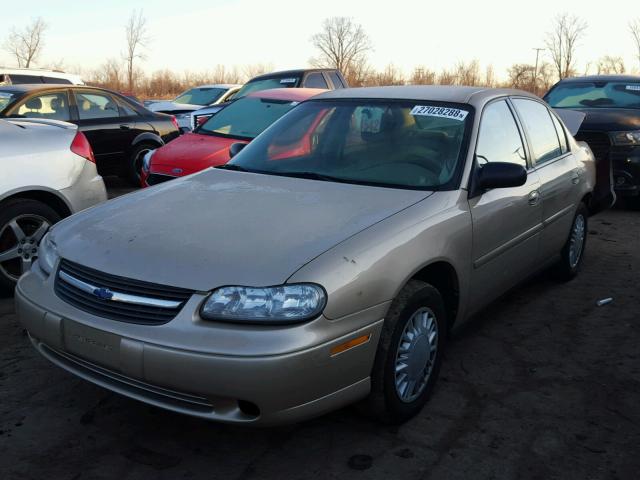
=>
[556,202,589,281]
[358,280,447,424]
[125,143,157,187]
[0,199,61,291]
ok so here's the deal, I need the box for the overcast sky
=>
[2,0,639,80]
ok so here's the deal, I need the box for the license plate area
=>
[63,320,121,370]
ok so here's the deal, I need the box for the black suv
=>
[0,84,180,185]
[545,75,640,208]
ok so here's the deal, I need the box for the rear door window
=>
[328,72,345,89]
[15,91,71,121]
[512,99,562,165]
[75,91,120,120]
[550,112,569,154]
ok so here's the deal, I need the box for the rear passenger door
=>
[511,98,579,261]
[72,89,130,169]
[468,99,543,312]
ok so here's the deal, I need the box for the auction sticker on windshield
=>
[410,105,468,121]
[280,78,297,84]
[625,85,640,91]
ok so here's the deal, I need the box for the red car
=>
[141,88,325,186]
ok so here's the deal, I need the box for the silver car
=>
[0,118,106,289]
[16,86,595,425]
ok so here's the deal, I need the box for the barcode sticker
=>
[625,85,640,91]
[280,78,297,84]
[410,105,468,121]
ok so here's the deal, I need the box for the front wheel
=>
[556,203,588,281]
[359,280,447,424]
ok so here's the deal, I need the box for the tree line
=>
[4,13,640,99]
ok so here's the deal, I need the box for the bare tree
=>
[367,64,405,86]
[631,19,640,70]
[124,10,148,92]
[310,17,372,81]
[4,17,47,68]
[454,60,481,86]
[596,55,626,75]
[242,63,274,81]
[545,13,588,80]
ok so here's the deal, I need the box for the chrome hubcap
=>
[394,307,438,403]
[568,214,585,268]
[134,148,152,179]
[0,215,50,282]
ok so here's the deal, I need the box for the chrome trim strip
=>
[58,270,183,309]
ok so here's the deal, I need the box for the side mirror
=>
[229,142,246,159]
[477,162,527,189]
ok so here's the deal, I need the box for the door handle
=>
[528,190,540,206]
[571,171,580,184]
[119,124,132,130]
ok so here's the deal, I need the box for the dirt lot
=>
[1,183,639,480]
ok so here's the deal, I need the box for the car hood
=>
[148,101,203,113]
[569,108,640,132]
[51,169,432,291]
[150,133,246,174]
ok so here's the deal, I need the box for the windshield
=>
[234,76,301,98]
[0,91,17,111]
[198,96,299,140]
[173,87,227,106]
[227,100,471,190]
[546,81,640,109]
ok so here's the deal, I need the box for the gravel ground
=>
[1,183,638,480]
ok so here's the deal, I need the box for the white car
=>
[0,67,84,85]
[0,118,106,289]
[147,84,240,130]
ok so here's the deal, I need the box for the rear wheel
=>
[556,203,588,281]
[125,143,156,187]
[359,280,446,424]
[0,199,60,290]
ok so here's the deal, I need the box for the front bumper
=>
[611,149,640,197]
[16,269,384,425]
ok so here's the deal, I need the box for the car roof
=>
[0,83,106,93]
[314,85,539,106]
[245,88,327,102]
[247,69,339,82]
[187,84,242,89]
[556,74,640,83]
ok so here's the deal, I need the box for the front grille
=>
[575,131,611,162]
[55,259,193,324]
[146,173,176,186]
[39,342,214,412]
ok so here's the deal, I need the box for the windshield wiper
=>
[269,171,349,183]
[215,164,251,172]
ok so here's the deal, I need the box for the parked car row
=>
[9,80,604,426]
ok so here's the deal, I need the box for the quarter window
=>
[512,99,562,164]
[550,112,569,154]
[329,72,345,88]
[16,92,71,121]
[476,100,526,167]
[304,73,329,89]
[75,91,120,120]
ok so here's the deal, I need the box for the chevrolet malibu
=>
[16,86,595,425]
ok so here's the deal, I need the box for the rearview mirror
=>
[477,162,527,190]
[229,142,246,159]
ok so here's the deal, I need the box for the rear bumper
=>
[15,273,383,426]
[60,162,108,213]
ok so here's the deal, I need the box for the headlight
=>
[38,232,58,275]
[200,284,326,324]
[142,149,155,173]
[611,131,640,146]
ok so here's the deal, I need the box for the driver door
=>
[467,99,543,313]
